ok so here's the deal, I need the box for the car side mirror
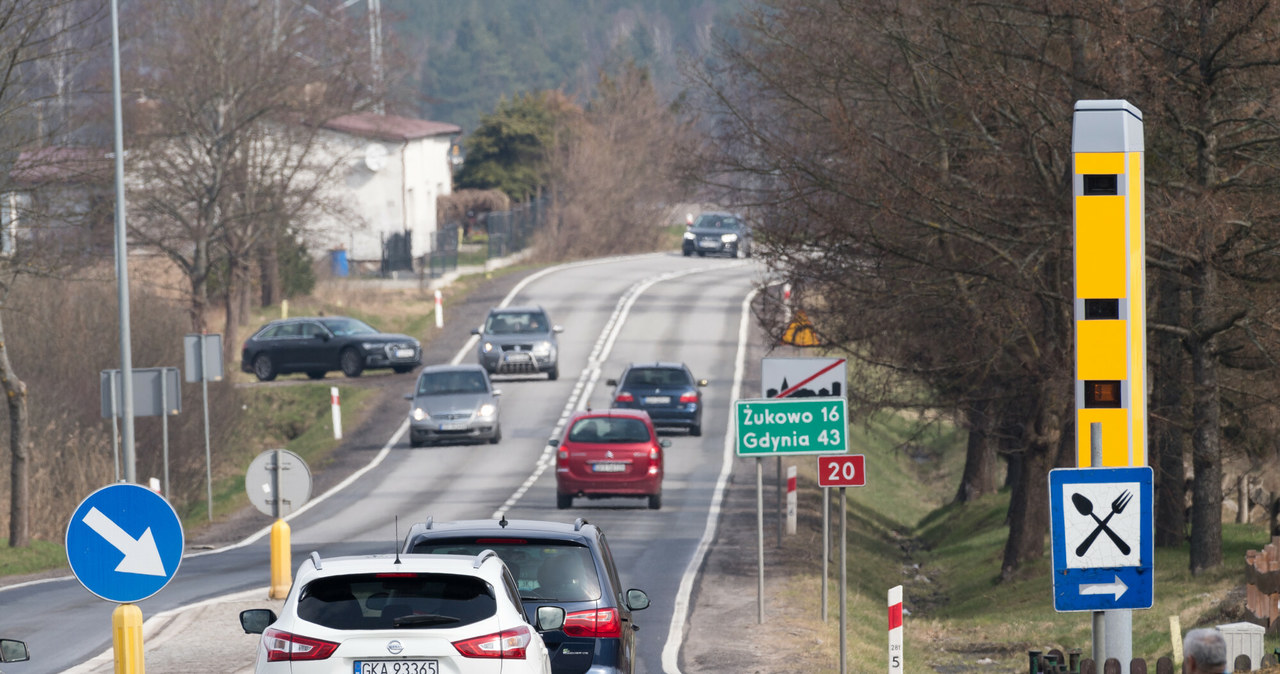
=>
[470,327,481,335]
[548,439,560,448]
[552,325,564,334]
[659,439,671,448]
[492,389,502,397]
[0,639,28,663]
[606,379,618,387]
[403,393,414,401]
[239,608,277,635]
[698,379,708,387]
[625,589,650,611]
[534,605,566,632]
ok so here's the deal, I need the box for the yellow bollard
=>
[270,518,292,599]
[281,299,289,319]
[112,603,144,674]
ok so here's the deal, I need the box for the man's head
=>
[1184,627,1227,673]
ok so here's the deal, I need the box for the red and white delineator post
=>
[330,386,342,440]
[889,585,904,673]
[786,465,797,534]
[435,289,444,329]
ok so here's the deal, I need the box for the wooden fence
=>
[1247,535,1280,631]
[1031,647,1275,673]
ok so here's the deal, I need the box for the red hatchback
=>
[552,409,669,510]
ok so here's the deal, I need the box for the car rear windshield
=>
[409,539,602,603]
[568,417,652,443]
[297,572,495,630]
[418,370,489,395]
[484,312,547,335]
[622,367,692,388]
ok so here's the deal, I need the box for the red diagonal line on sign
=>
[888,602,903,630]
[777,358,846,398]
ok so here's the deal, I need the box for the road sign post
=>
[817,455,867,674]
[246,449,312,598]
[185,333,223,521]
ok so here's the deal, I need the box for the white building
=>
[314,112,461,271]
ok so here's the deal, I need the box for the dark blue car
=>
[607,362,706,436]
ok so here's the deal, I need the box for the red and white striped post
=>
[888,585,904,673]
[785,465,797,534]
[330,386,342,440]
[434,289,444,329]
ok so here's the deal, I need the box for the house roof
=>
[323,113,461,142]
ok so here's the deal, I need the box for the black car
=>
[681,211,752,258]
[607,362,707,435]
[240,315,421,381]
[403,517,649,674]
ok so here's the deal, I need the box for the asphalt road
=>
[0,252,763,673]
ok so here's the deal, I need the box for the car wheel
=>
[557,493,573,510]
[547,364,559,381]
[409,435,424,448]
[648,492,662,510]
[339,348,365,377]
[252,354,277,382]
[490,425,502,444]
[690,423,702,437]
[305,371,326,380]
[696,250,706,257]
[392,365,414,374]
[682,248,692,257]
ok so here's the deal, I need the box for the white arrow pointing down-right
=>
[1080,575,1128,600]
[83,506,167,577]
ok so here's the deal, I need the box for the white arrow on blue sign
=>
[1048,466,1153,612]
[65,483,184,603]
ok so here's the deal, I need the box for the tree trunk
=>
[1152,268,1187,548]
[955,399,997,503]
[1000,391,1067,580]
[0,311,30,548]
[260,234,281,308]
[1189,262,1223,575]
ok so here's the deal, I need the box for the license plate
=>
[504,352,532,362]
[593,462,627,472]
[643,396,671,404]
[394,348,415,359]
[699,240,719,248]
[355,660,438,674]
[439,422,468,431]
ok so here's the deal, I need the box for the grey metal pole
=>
[109,371,120,483]
[1090,422,1105,668]
[822,486,829,623]
[161,372,169,496]
[202,335,213,520]
[756,457,764,624]
[271,449,281,519]
[839,486,847,674]
[776,456,783,548]
[109,0,136,484]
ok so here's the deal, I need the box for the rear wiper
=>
[394,613,460,627]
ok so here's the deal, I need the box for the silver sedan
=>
[404,364,502,447]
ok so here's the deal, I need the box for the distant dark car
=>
[240,316,421,381]
[402,517,650,674]
[607,362,706,436]
[681,211,752,258]
[404,364,502,447]
[472,305,563,380]
[552,409,668,510]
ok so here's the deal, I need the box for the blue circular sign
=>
[65,483,184,603]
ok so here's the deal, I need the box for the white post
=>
[888,585,903,673]
[786,465,797,534]
[435,289,444,329]
[330,386,343,440]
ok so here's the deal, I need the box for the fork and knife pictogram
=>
[1072,490,1133,556]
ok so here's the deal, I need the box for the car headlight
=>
[721,233,738,243]
[482,342,494,353]
[361,342,381,351]
[412,407,428,421]
[532,341,552,356]
[683,231,695,240]
[478,403,497,418]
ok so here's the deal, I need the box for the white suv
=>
[240,551,564,673]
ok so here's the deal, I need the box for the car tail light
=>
[558,448,569,466]
[563,608,622,638]
[453,625,532,659]
[649,447,661,475]
[615,392,634,402]
[262,627,338,662]
[679,392,698,403]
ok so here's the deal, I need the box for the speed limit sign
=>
[817,455,866,487]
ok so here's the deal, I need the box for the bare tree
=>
[124,0,372,338]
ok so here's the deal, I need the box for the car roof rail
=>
[310,551,323,571]
[574,517,588,531]
[474,549,498,569]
